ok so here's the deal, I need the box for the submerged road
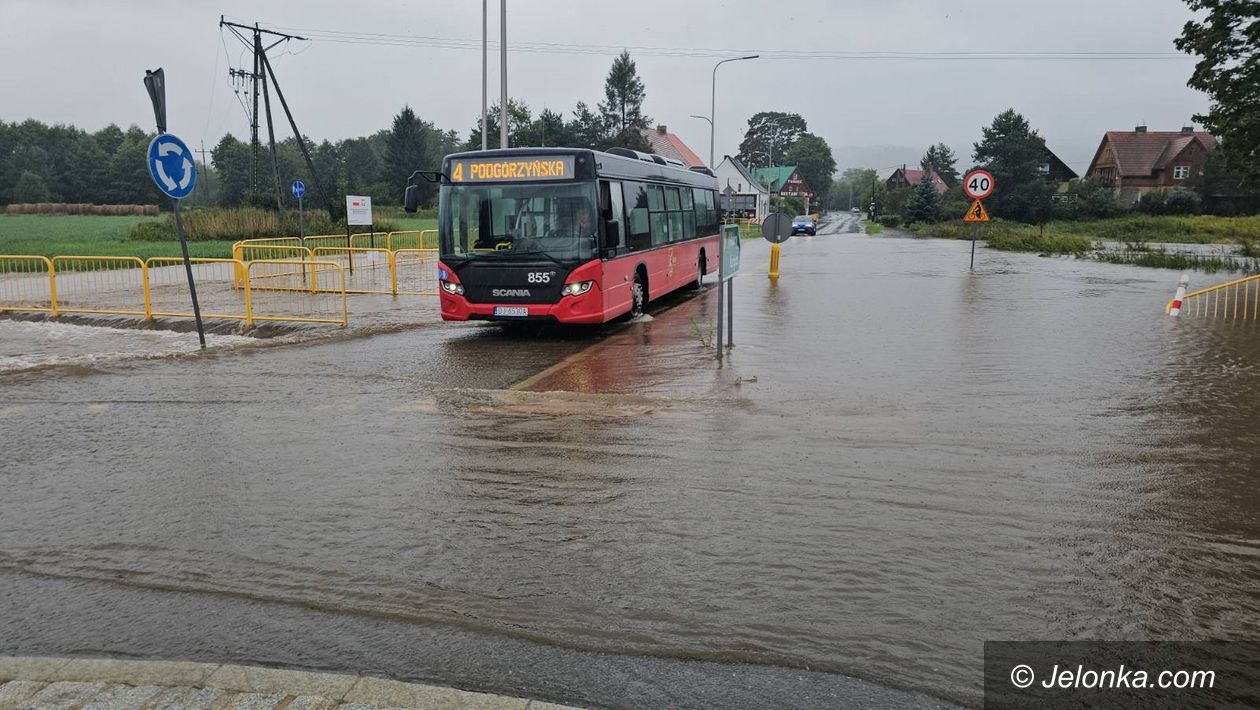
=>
[3,219,1260,708]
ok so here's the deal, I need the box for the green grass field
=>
[0,213,438,259]
[0,214,237,259]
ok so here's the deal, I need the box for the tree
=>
[903,169,942,224]
[737,112,808,169]
[568,101,607,150]
[211,134,251,207]
[973,109,1054,223]
[1176,0,1260,180]
[783,133,836,201]
[385,106,439,206]
[598,51,651,135]
[922,143,960,186]
[10,170,49,202]
[464,99,535,150]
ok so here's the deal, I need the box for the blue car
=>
[791,215,816,236]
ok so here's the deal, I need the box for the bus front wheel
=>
[630,273,646,318]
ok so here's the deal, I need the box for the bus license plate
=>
[494,306,529,317]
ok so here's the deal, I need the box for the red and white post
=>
[1168,274,1190,316]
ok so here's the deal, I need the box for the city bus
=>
[404,147,720,324]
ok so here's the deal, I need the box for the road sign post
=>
[716,224,741,358]
[144,79,205,348]
[962,171,995,271]
[292,180,306,242]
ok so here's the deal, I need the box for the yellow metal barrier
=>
[1167,273,1260,320]
[247,259,348,325]
[303,234,354,251]
[0,255,56,315]
[393,249,440,295]
[51,256,149,317]
[311,247,395,295]
[146,257,253,323]
[386,230,438,250]
[349,231,389,249]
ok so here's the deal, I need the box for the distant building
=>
[1039,148,1079,186]
[751,166,814,199]
[885,166,948,195]
[715,155,769,219]
[635,125,706,168]
[1086,125,1217,201]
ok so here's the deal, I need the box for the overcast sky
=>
[2,0,1208,176]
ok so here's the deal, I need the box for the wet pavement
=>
[2,215,1259,708]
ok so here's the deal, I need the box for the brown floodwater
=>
[1,217,1257,708]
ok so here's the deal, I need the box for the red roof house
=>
[884,167,948,195]
[636,125,707,168]
[1086,126,1217,199]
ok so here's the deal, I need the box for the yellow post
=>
[141,260,152,319]
[46,256,58,316]
[768,243,780,279]
[240,259,253,326]
[389,249,398,296]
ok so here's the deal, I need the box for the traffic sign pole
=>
[962,171,996,272]
[291,180,306,244]
[144,78,205,348]
[172,200,206,347]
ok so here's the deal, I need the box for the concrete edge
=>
[0,656,582,709]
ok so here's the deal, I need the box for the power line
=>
[271,25,1186,61]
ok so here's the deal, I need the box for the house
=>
[751,166,814,199]
[1039,148,1078,185]
[714,155,770,219]
[1086,125,1217,201]
[884,166,948,195]
[635,125,706,169]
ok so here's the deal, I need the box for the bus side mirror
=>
[403,185,419,214]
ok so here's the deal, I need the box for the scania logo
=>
[492,288,531,297]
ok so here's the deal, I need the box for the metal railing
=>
[0,255,56,314]
[1166,273,1260,320]
[1,255,348,326]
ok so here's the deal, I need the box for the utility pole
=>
[220,18,332,215]
[481,0,488,151]
[251,25,262,201]
[500,0,508,148]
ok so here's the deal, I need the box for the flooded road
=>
[2,222,1259,708]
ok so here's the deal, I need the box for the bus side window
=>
[623,182,651,251]
[603,181,625,252]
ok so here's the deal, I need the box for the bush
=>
[865,222,884,235]
[125,207,401,242]
[1138,190,1202,216]
[877,215,901,228]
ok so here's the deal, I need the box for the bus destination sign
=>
[450,156,575,183]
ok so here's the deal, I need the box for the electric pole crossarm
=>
[220,17,306,41]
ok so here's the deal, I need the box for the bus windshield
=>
[440,181,598,261]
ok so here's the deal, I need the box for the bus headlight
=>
[562,280,594,296]
[440,280,464,295]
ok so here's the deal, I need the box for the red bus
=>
[405,147,720,324]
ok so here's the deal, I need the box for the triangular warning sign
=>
[964,199,990,223]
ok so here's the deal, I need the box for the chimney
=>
[1181,125,1195,134]
[1135,125,1147,133]
[656,125,667,135]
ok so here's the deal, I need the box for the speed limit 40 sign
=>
[963,170,995,200]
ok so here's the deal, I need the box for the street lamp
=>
[706,55,758,167]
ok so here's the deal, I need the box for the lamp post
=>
[499,0,508,149]
[481,0,487,151]
[706,55,758,167]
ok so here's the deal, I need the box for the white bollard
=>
[1168,273,1190,316]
